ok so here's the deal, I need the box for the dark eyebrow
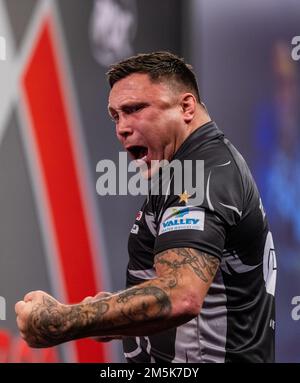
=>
[108,102,149,117]
[122,102,149,112]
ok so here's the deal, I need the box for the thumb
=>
[15,300,26,315]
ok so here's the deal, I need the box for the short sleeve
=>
[153,153,244,261]
[154,203,226,261]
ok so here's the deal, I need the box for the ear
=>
[180,93,196,123]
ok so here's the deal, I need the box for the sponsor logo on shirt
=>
[136,210,143,221]
[159,206,205,235]
[131,224,139,234]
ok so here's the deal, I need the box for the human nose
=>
[116,114,133,140]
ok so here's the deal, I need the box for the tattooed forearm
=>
[22,248,218,347]
[154,248,219,283]
[25,284,172,346]
[117,286,171,322]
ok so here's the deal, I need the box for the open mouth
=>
[127,145,148,161]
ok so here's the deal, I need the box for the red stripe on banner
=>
[22,17,108,362]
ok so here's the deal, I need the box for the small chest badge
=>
[131,224,139,234]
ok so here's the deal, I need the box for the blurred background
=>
[0,0,299,362]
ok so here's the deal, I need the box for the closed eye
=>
[108,103,149,123]
[110,113,119,123]
[122,103,148,115]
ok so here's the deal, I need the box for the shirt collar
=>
[172,120,224,160]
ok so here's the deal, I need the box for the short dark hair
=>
[106,51,201,103]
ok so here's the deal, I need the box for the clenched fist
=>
[15,290,70,348]
[15,289,120,348]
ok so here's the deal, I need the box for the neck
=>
[188,105,212,135]
[174,107,211,153]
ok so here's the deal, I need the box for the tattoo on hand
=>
[27,295,110,347]
[27,296,70,347]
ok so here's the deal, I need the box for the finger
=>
[81,296,94,303]
[16,316,27,332]
[24,291,38,302]
[15,300,26,315]
[24,290,49,302]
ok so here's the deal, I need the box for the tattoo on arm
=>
[26,249,218,346]
[154,248,219,283]
[116,286,171,322]
[27,286,172,346]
